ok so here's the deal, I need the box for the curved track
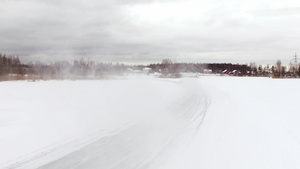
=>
[1,78,210,169]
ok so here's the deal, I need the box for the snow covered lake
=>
[1,76,300,169]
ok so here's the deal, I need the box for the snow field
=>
[0,76,209,169]
[1,76,300,169]
[162,76,300,169]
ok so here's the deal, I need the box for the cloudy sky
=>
[1,0,300,64]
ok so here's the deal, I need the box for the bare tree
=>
[276,59,282,77]
[161,59,172,75]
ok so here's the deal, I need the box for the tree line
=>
[0,53,299,81]
[0,53,29,77]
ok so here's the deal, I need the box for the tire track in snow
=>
[169,79,211,145]
[5,78,211,169]
[36,79,210,169]
[1,128,124,169]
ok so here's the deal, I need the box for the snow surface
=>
[1,76,300,169]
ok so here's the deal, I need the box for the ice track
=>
[1,78,210,169]
[37,80,210,169]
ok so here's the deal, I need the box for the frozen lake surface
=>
[1,76,300,169]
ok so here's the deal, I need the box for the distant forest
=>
[0,53,299,81]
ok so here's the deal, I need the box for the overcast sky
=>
[1,0,300,64]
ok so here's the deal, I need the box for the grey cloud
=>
[0,0,123,56]
[253,7,300,17]
[1,0,300,64]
